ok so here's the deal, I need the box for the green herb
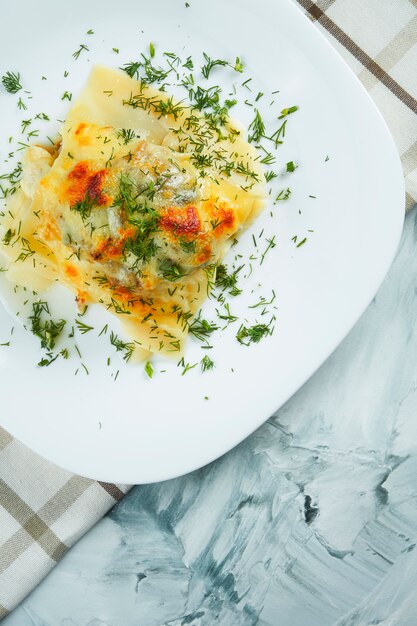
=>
[159,259,185,282]
[121,55,170,84]
[2,229,15,245]
[38,353,60,367]
[71,192,99,221]
[29,301,66,351]
[73,44,89,60]
[296,237,307,248]
[268,120,287,148]
[2,71,22,94]
[181,361,198,375]
[112,48,120,54]
[259,150,276,165]
[16,238,35,262]
[201,355,214,371]
[145,361,154,378]
[105,147,115,168]
[215,264,243,295]
[260,236,276,264]
[225,98,237,109]
[183,56,193,70]
[236,322,272,345]
[21,119,32,133]
[216,303,237,323]
[109,331,135,361]
[125,234,158,266]
[75,319,94,334]
[179,237,196,253]
[265,171,278,182]
[34,112,50,121]
[234,57,244,73]
[17,97,27,110]
[149,42,155,58]
[108,298,131,315]
[188,314,219,342]
[286,161,297,172]
[87,29,94,35]
[275,188,291,202]
[249,290,276,309]
[201,53,228,79]
[210,217,225,231]
[61,91,72,101]
[117,128,136,144]
[122,61,141,78]
[113,172,138,213]
[278,105,298,119]
[123,92,185,120]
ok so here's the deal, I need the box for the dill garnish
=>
[248,109,265,143]
[2,71,22,94]
[29,301,66,351]
[215,264,243,296]
[109,331,135,361]
[201,53,228,79]
[145,361,154,378]
[275,188,291,202]
[159,259,185,282]
[75,319,94,334]
[201,355,215,371]
[236,322,273,345]
[71,192,99,221]
[73,44,89,60]
[278,105,298,119]
[188,314,219,343]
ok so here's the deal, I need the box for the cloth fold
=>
[1,0,416,619]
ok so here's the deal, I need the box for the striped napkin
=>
[0,429,130,619]
[295,0,417,211]
[1,0,416,619]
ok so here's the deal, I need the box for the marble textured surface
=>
[3,208,417,626]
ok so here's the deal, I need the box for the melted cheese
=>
[0,66,266,356]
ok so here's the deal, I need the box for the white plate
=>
[0,0,404,483]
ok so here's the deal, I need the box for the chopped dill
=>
[201,355,215,371]
[145,361,154,378]
[73,44,89,60]
[2,71,22,94]
[236,322,273,345]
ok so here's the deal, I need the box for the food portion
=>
[0,66,265,356]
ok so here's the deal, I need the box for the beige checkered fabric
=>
[1,1,416,620]
[0,428,130,619]
[295,0,417,211]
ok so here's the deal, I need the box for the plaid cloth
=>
[1,0,416,620]
[0,428,130,619]
[295,0,417,211]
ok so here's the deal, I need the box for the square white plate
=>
[0,0,404,483]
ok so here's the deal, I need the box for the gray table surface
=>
[4,209,417,626]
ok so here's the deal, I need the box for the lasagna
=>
[0,66,265,356]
